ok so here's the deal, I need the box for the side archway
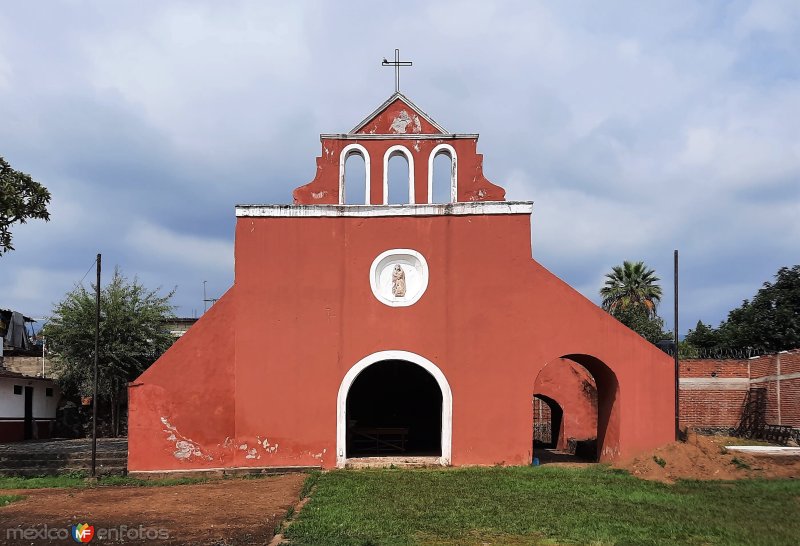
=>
[336,350,452,467]
[534,354,619,462]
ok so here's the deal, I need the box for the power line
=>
[77,257,98,287]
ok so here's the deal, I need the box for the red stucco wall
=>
[128,291,236,467]
[128,212,675,471]
[293,136,505,205]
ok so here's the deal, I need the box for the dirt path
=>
[0,474,305,545]
[618,432,800,482]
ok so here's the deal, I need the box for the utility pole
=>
[91,253,101,478]
[674,250,680,441]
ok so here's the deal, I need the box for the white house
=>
[0,369,60,442]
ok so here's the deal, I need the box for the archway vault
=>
[534,353,620,462]
[337,350,452,467]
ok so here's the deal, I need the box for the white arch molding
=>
[383,145,415,204]
[336,350,453,467]
[339,144,371,205]
[427,143,458,204]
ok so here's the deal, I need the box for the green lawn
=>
[286,466,800,545]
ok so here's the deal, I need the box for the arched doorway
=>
[337,350,452,467]
[533,394,563,450]
[533,354,616,462]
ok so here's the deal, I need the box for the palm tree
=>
[600,260,662,317]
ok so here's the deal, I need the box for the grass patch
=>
[300,470,320,499]
[286,466,800,545]
[0,494,25,507]
[731,457,751,470]
[0,475,88,489]
[0,471,311,491]
[653,455,667,467]
[0,474,213,490]
[720,436,776,447]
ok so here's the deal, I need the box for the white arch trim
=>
[339,144,371,205]
[336,350,452,467]
[383,145,415,204]
[427,143,458,204]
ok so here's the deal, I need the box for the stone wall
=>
[1,355,56,378]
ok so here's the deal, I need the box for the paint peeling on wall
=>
[257,436,279,454]
[390,111,409,133]
[309,448,327,461]
[237,443,261,460]
[602,445,620,460]
[160,417,212,461]
[389,110,421,134]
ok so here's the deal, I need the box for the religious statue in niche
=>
[391,264,407,297]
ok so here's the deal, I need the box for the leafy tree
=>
[43,268,175,436]
[685,320,723,351]
[683,265,800,355]
[719,265,799,353]
[600,260,663,318]
[610,305,669,345]
[0,156,51,255]
[676,340,700,359]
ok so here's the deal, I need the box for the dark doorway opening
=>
[23,386,33,440]
[346,360,442,457]
[533,394,563,449]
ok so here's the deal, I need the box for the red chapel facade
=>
[128,93,675,472]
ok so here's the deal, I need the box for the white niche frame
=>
[369,248,429,307]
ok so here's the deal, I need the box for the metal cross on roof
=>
[382,48,412,94]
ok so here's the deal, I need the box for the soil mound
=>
[618,432,800,482]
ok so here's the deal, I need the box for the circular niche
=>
[369,249,429,307]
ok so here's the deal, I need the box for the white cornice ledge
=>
[235,201,533,218]
[321,133,479,141]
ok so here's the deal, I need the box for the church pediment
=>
[350,93,448,135]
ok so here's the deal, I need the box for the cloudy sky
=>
[1,1,798,334]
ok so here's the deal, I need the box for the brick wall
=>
[679,349,800,430]
[777,351,800,427]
